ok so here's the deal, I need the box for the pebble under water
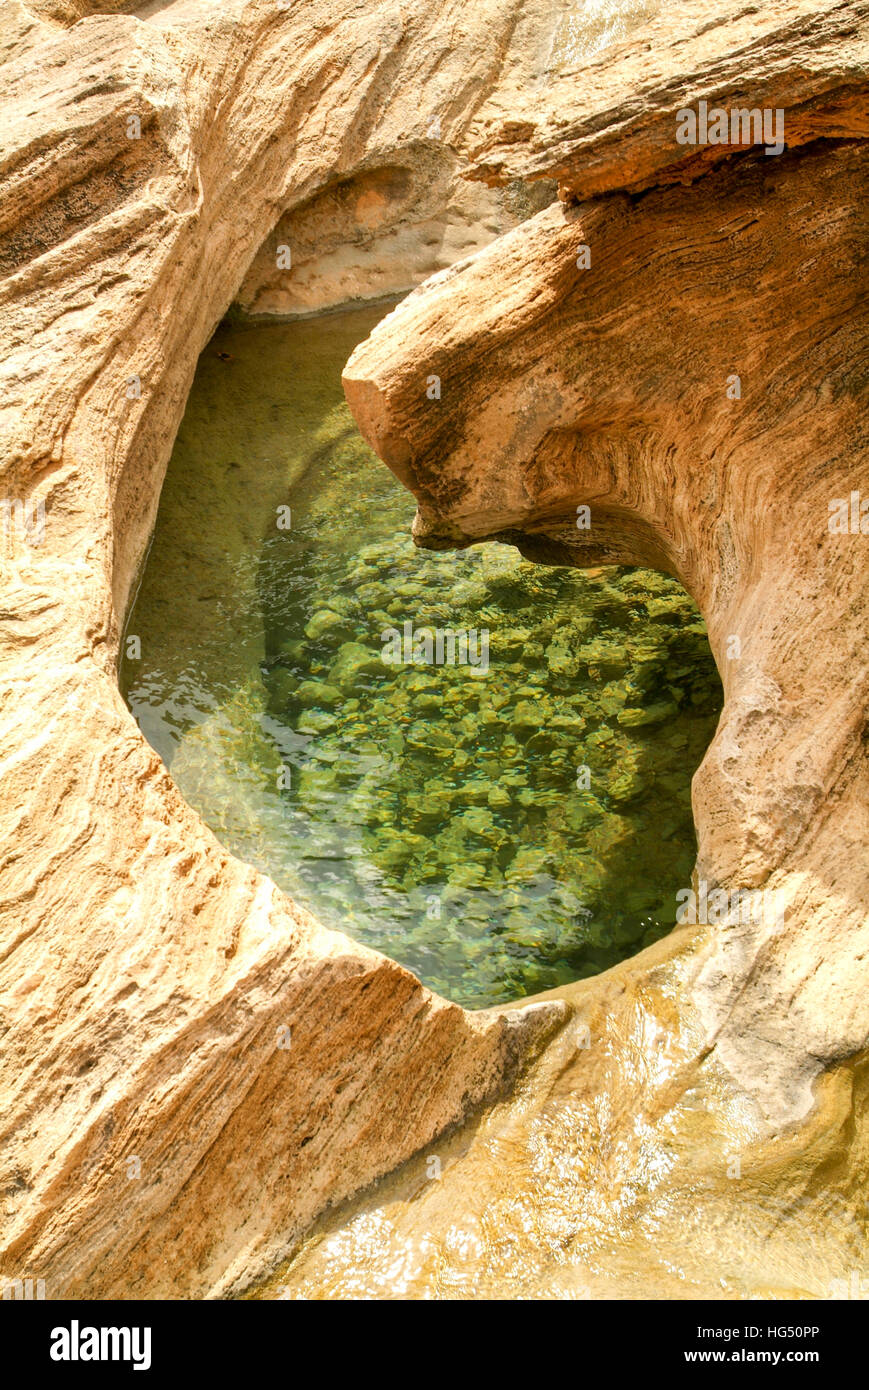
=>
[121,301,723,1008]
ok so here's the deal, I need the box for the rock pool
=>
[121,302,723,1008]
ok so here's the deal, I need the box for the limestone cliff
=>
[0,0,567,1300]
[0,0,866,1301]
[343,1,869,1131]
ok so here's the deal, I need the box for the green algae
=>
[121,302,723,1009]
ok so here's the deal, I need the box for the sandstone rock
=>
[465,0,869,197]
[236,148,556,319]
[342,3,869,1136]
[3,0,867,1303]
[259,926,869,1300]
[0,0,570,1300]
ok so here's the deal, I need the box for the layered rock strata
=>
[1,0,866,1302]
[343,2,869,1128]
[0,0,568,1299]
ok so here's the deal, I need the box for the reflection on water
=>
[121,302,721,1007]
[254,947,869,1301]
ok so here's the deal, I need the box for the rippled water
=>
[253,972,869,1302]
[121,302,721,1007]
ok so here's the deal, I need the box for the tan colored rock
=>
[343,12,869,1133]
[0,0,570,1299]
[2,0,866,1303]
[466,0,869,197]
[235,155,555,319]
[262,928,869,1299]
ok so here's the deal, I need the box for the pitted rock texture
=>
[343,6,869,1129]
[0,0,569,1299]
[235,149,557,319]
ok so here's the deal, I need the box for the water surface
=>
[121,302,722,1007]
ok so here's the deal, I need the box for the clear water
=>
[121,302,722,1008]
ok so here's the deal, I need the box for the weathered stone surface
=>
[466,0,869,197]
[236,150,556,319]
[0,0,569,1299]
[3,0,867,1303]
[343,6,869,1133]
[260,929,869,1299]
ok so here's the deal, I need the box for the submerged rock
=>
[328,641,384,687]
[295,680,343,708]
[618,701,679,727]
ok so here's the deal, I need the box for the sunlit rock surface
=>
[260,931,869,1300]
[338,0,869,1297]
[0,0,866,1300]
[0,0,573,1300]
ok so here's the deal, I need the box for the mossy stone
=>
[297,710,338,734]
[296,680,342,708]
[512,700,540,729]
[304,609,352,641]
[328,641,385,687]
[617,701,679,727]
[487,785,511,810]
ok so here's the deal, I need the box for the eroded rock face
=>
[466,0,869,195]
[2,0,866,1303]
[343,2,869,1133]
[0,0,570,1299]
[261,933,869,1300]
[235,151,556,319]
